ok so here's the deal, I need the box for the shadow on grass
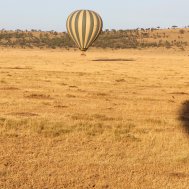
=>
[92,58,135,62]
[180,100,189,134]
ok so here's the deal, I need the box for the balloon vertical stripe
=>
[67,10,103,51]
[85,11,94,49]
[72,11,81,48]
[75,11,82,47]
[67,11,79,48]
[78,11,84,47]
[82,10,87,48]
[84,11,92,49]
[86,12,99,49]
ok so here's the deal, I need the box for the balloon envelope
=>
[66,10,103,51]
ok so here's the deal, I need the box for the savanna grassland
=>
[0,33,189,188]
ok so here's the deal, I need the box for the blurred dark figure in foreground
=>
[180,100,189,134]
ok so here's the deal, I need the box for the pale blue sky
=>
[0,0,188,31]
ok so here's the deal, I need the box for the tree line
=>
[0,28,188,50]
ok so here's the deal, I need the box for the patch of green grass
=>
[75,122,105,136]
[0,119,73,137]
[113,122,138,140]
[0,118,139,140]
[145,118,167,125]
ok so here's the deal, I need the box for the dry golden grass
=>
[0,47,189,188]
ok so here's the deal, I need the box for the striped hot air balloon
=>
[66,10,103,52]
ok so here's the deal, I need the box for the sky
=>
[0,0,188,31]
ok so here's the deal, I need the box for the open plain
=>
[0,47,189,188]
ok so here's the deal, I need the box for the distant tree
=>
[111,29,116,33]
[16,29,22,32]
[172,25,178,29]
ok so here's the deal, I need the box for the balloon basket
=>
[81,52,86,56]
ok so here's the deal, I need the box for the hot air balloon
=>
[66,10,103,52]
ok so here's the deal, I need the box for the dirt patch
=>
[0,66,32,70]
[0,87,20,90]
[69,85,78,88]
[25,94,53,100]
[115,79,126,82]
[170,92,189,95]
[169,172,189,178]
[92,58,135,62]
[95,92,108,96]
[7,112,39,117]
[66,94,76,98]
[54,105,68,108]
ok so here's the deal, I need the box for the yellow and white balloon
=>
[66,10,103,51]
